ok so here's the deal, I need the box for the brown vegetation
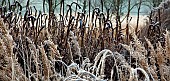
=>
[0,0,170,81]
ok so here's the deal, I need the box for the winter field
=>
[0,0,170,81]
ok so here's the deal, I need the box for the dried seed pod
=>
[15,1,22,11]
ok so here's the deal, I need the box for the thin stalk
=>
[158,9,161,26]
[126,0,131,44]
[83,0,86,13]
[75,0,78,16]
[60,0,62,20]
[43,0,45,13]
[63,0,64,17]
[101,0,103,12]
[135,0,142,35]
[115,0,121,42]
[89,0,91,21]
[49,0,53,17]
[26,0,30,9]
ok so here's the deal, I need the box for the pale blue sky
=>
[1,0,153,15]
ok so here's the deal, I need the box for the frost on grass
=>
[0,0,170,81]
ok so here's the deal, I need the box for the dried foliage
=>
[0,0,170,81]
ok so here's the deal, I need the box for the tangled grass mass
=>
[0,0,170,81]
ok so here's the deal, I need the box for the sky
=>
[1,0,153,15]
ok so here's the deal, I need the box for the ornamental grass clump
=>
[0,0,170,81]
